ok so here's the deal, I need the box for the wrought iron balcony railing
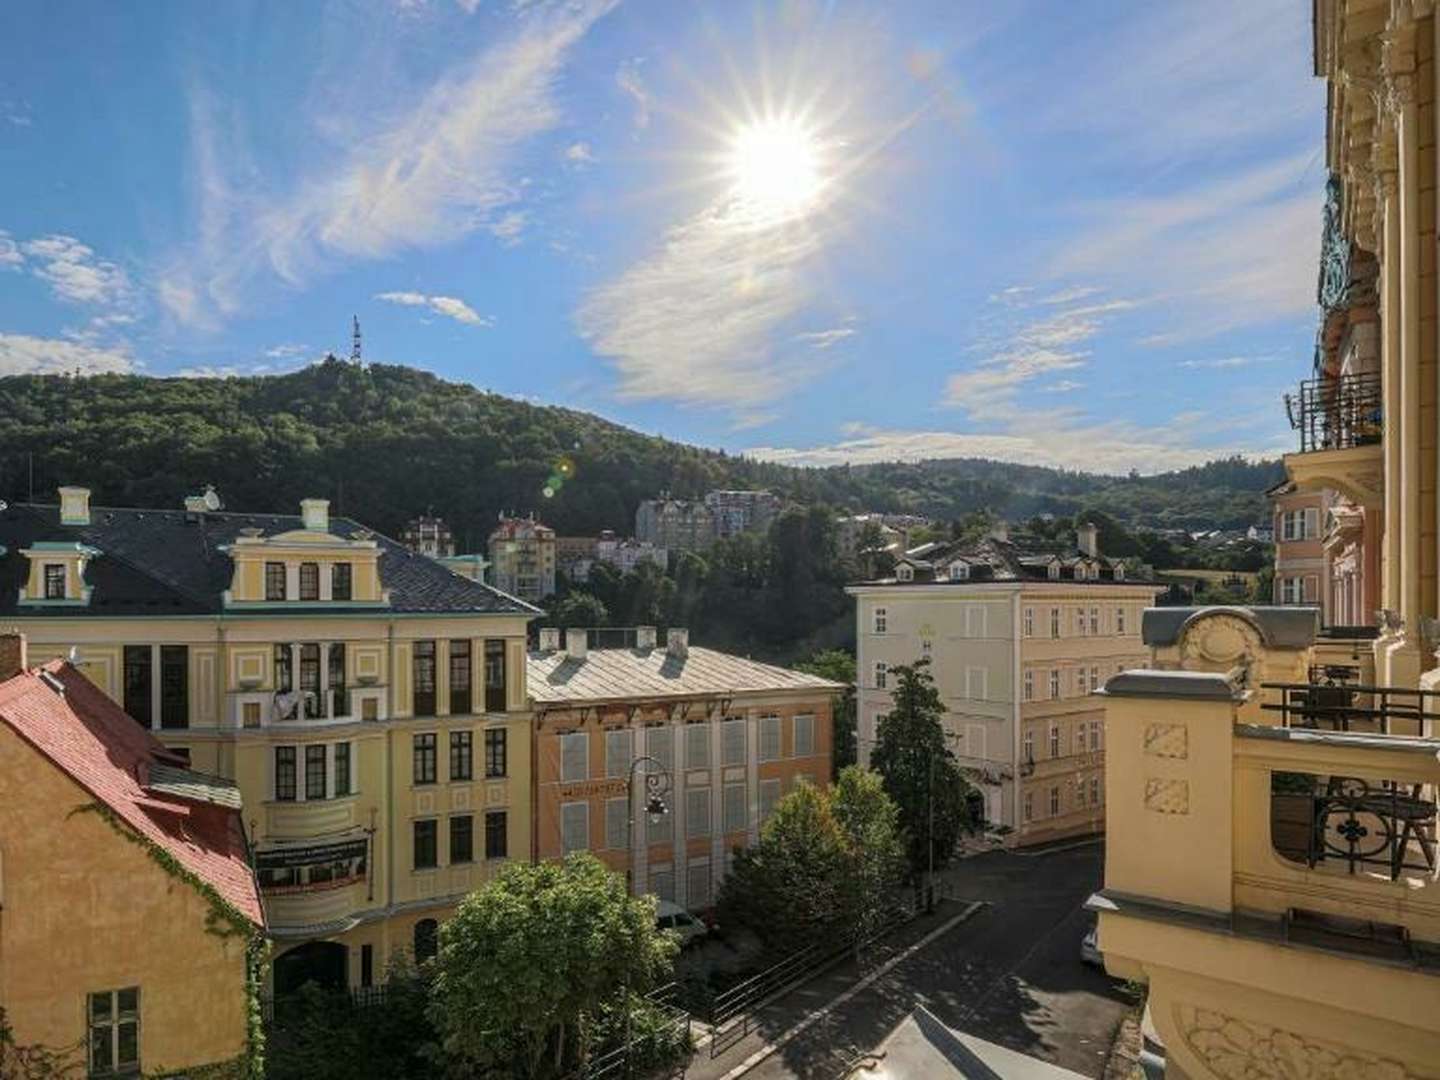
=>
[1284,371,1383,453]
[1261,680,1440,737]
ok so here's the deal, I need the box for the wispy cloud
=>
[0,333,133,376]
[564,141,595,165]
[0,231,20,268]
[18,234,131,306]
[376,290,492,326]
[795,323,857,350]
[1042,379,1084,393]
[161,0,615,327]
[616,58,650,131]
[1179,355,1270,370]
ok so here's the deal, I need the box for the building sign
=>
[256,837,369,870]
[557,778,629,800]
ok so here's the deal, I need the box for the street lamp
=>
[626,754,672,892]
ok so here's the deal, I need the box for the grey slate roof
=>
[868,533,1156,586]
[527,645,842,704]
[1141,606,1320,649]
[0,501,539,618]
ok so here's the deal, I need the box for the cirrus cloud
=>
[375,290,493,326]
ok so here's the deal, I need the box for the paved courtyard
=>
[689,841,1133,1079]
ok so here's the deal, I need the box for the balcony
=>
[1282,372,1384,506]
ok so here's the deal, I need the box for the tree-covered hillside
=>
[0,359,1282,544]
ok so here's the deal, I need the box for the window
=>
[688,863,712,908]
[485,810,508,859]
[274,746,297,801]
[1049,607,1060,638]
[1023,670,1034,701]
[1047,563,1060,580]
[793,714,815,757]
[449,640,472,715]
[759,778,781,822]
[875,662,888,690]
[1023,792,1033,823]
[686,787,712,837]
[1075,608,1087,636]
[1280,576,1305,605]
[450,815,474,863]
[1090,721,1102,751]
[685,724,710,769]
[1116,607,1127,635]
[1090,776,1100,806]
[561,802,589,854]
[1089,607,1100,635]
[1023,607,1034,637]
[873,607,887,634]
[1076,777,1087,807]
[298,643,320,719]
[305,745,327,800]
[159,645,188,729]
[484,639,507,712]
[43,563,65,599]
[413,820,438,869]
[647,726,674,772]
[1049,724,1060,759]
[758,716,781,762]
[1023,731,1034,763]
[328,643,347,717]
[561,732,589,782]
[265,561,287,601]
[648,792,672,844]
[921,638,933,658]
[722,783,746,833]
[949,561,970,581]
[606,728,634,779]
[965,666,987,700]
[413,733,437,785]
[1280,508,1318,541]
[650,868,676,902]
[123,645,152,728]
[1049,786,1060,816]
[896,564,914,582]
[331,562,353,601]
[1048,669,1060,700]
[721,719,746,766]
[414,919,438,963]
[1075,725,1086,755]
[299,562,320,601]
[450,731,473,781]
[605,797,629,850]
[274,643,293,693]
[88,988,139,1078]
[966,605,986,637]
[334,742,351,796]
[485,728,507,778]
[413,640,437,716]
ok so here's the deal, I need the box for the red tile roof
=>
[0,660,263,927]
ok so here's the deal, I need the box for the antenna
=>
[351,315,362,365]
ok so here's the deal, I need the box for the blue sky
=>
[0,0,1323,474]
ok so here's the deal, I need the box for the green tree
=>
[429,855,677,1079]
[548,590,609,629]
[869,660,973,900]
[795,649,857,778]
[830,766,905,948]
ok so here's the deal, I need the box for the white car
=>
[655,900,710,947]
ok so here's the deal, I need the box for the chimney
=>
[565,628,588,661]
[1078,521,1100,559]
[539,627,561,652]
[988,519,1010,544]
[0,633,28,681]
[666,627,689,658]
[58,486,91,526]
[301,498,330,532]
[636,625,657,650]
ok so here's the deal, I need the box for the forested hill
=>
[0,360,1282,545]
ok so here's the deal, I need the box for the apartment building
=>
[488,514,557,602]
[1267,481,1327,610]
[0,487,537,997]
[0,637,263,1074]
[635,497,717,552]
[529,626,839,911]
[1091,5,1440,1073]
[703,490,781,540]
[849,522,1160,846]
[402,514,454,558]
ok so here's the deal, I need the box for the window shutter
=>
[793,715,815,757]
[605,797,629,851]
[561,733,589,782]
[722,783,746,833]
[722,719,746,766]
[758,716,781,761]
[646,727,674,773]
[1303,508,1319,538]
[605,729,633,779]
[686,787,711,837]
[686,724,710,769]
[561,802,589,854]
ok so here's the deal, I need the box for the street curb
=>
[709,900,987,1080]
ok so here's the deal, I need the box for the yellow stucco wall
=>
[0,724,250,1072]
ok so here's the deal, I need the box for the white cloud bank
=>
[375,291,492,326]
[0,333,133,376]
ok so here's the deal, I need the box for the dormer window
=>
[332,563,353,601]
[949,561,970,581]
[43,564,66,599]
[265,562,287,601]
[1047,563,1060,580]
[1114,564,1126,581]
[897,564,914,582]
[1075,563,1089,582]
[299,562,320,601]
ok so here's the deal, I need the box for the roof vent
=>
[539,627,561,652]
[58,486,91,526]
[666,628,689,658]
[565,628,588,661]
[636,625,657,650]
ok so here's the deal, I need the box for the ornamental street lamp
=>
[626,754,672,893]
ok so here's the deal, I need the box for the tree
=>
[795,649,857,778]
[830,766,905,948]
[548,590,609,629]
[869,660,973,899]
[429,855,677,1079]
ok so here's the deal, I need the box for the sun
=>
[727,116,826,218]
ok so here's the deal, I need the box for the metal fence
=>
[562,983,693,1080]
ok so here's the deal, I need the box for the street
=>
[691,841,1131,1079]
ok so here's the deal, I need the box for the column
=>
[745,708,760,847]
[149,643,161,730]
[708,712,724,875]
[319,639,330,718]
[436,638,450,717]
[631,725,648,898]
[669,717,688,907]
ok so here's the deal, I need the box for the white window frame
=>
[721,718,746,767]
[1048,669,1061,700]
[1049,608,1061,638]
[965,666,988,700]
[1089,607,1100,635]
[1023,730,1034,763]
[1049,723,1060,759]
[1075,608,1087,636]
[875,661,888,690]
[1023,791,1033,823]
[1049,786,1060,817]
[1023,607,1034,637]
[1023,670,1034,702]
[758,716,781,763]
[949,561,970,581]
[793,714,815,757]
[1116,607,1127,635]
[873,606,888,634]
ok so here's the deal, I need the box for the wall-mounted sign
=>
[557,778,630,800]
[256,837,368,870]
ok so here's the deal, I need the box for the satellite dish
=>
[203,486,221,511]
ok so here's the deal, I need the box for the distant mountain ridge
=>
[0,360,1282,548]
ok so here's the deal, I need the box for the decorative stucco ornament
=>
[1318,174,1351,312]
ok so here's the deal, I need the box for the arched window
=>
[414,918,438,963]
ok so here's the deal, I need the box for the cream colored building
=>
[1092,4,1440,1073]
[849,523,1160,846]
[488,514,556,602]
[0,487,538,997]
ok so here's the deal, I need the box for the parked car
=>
[656,900,711,947]
[1080,924,1104,967]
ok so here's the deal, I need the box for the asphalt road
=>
[720,842,1133,1079]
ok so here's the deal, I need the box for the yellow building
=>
[850,521,1161,845]
[0,637,263,1075]
[1092,4,1440,1072]
[0,487,538,996]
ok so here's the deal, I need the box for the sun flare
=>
[727,116,826,217]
